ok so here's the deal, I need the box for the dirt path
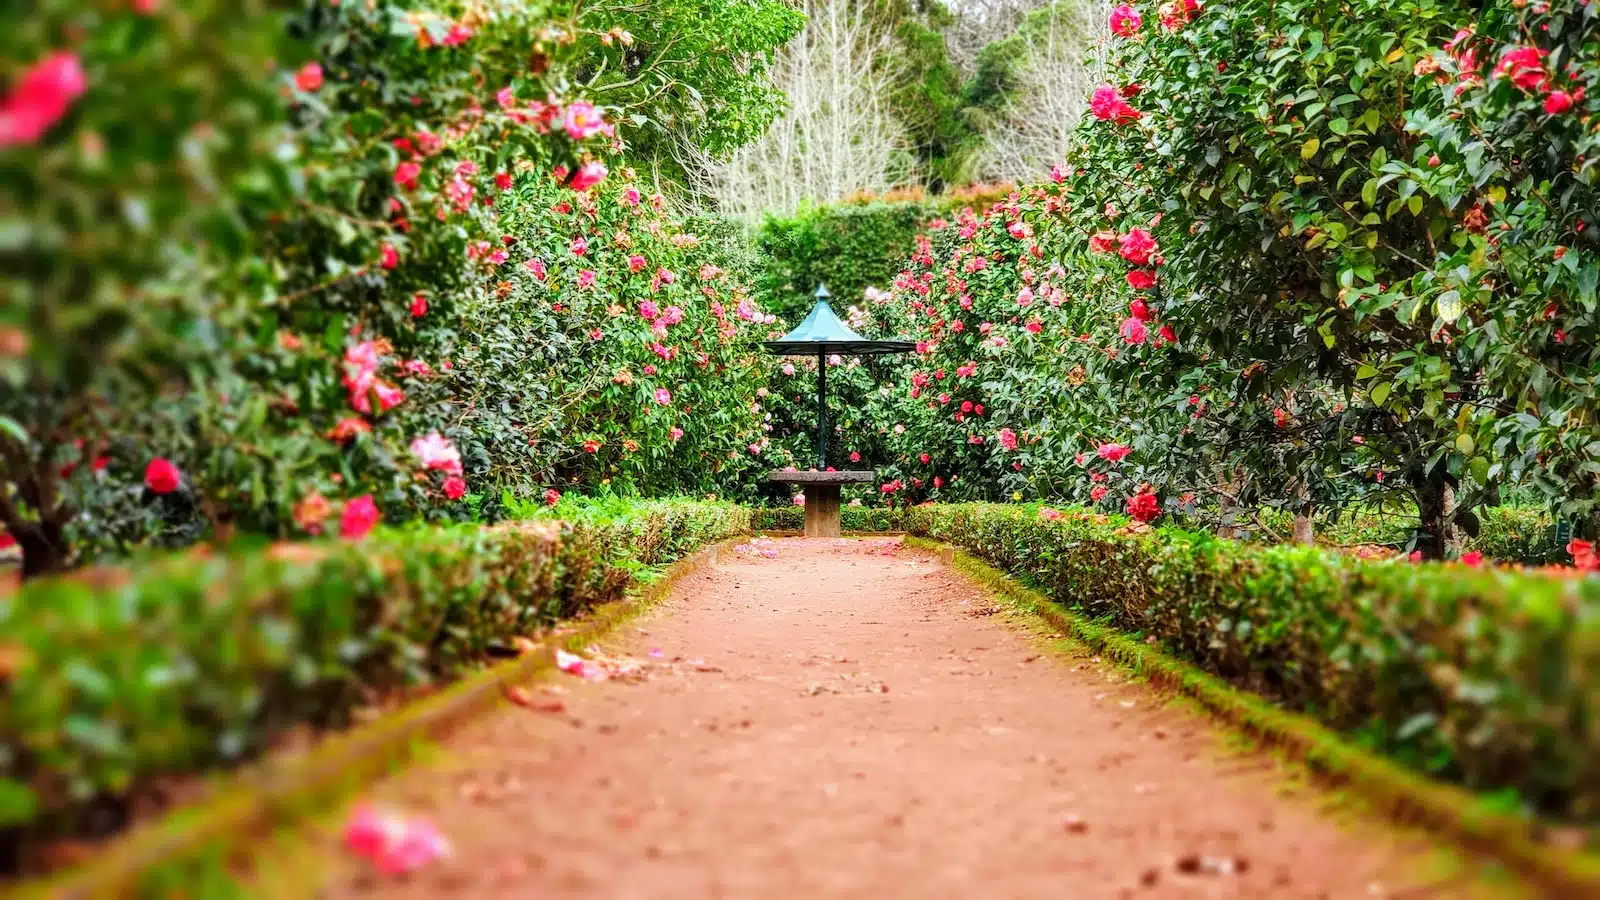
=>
[316,538,1506,899]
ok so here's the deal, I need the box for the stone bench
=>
[767,470,877,537]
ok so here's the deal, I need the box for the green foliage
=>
[756,200,938,321]
[0,498,747,857]
[902,502,1600,822]
[2,0,799,574]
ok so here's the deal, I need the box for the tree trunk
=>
[1291,479,1314,545]
[1216,467,1243,540]
[1414,467,1460,560]
[16,518,69,579]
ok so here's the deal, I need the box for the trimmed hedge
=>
[900,503,1600,824]
[750,505,914,533]
[1250,505,1564,565]
[0,499,747,866]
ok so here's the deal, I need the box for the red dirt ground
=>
[317,537,1512,898]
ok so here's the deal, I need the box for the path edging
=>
[18,537,744,900]
[909,536,1600,899]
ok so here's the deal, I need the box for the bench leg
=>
[804,484,842,538]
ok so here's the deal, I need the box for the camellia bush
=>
[857,0,1600,559]
[1,0,803,574]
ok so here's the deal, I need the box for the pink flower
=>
[410,432,463,476]
[0,52,87,147]
[654,388,672,405]
[1040,507,1063,521]
[1109,5,1143,36]
[563,101,606,140]
[1118,228,1158,265]
[495,86,516,109]
[998,428,1018,450]
[1126,489,1160,522]
[343,805,450,875]
[1545,89,1579,115]
[570,161,608,191]
[639,300,659,320]
[524,258,547,279]
[1090,83,1141,124]
[144,458,181,494]
[1492,46,1549,93]
[295,62,323,92]
[374,382,405,412]
[1120,316,1148,344]
[340,495,380,540]
[1096,442,1131,462]
[621,187,641,207]
[543,488,561,507]
[793,493,805,506]
[1459,550,1484,566]
[569,235,587,256]
[1126,269,1157,290]
[410,294,428,318]
[629,254,648,273]
[670,427,684,441]
[394,161,421,189]
[577,269,596,289]
[380,244,399,269]
[1090,486,1109,502]
[442,476,466,500]
[441,22,473,45]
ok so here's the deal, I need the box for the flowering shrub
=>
[2,0,802,574]
[859,0,1600,559]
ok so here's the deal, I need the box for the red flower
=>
[920,453,931,464]
[495,171,514,190]
[410,294,428,318]
[380,244,399,269]
[295,62,324,92]
[1158,323,1177,344]
[1459,550,1483,566]
[144,457,181,494]
[544,488,561,506]
[1088,230,1118,254]
[340,495,380,540]
[1126,269,1157,290]
[1090,486,1108,502]
[1568,539,1597,570]
[1090,84,1141,124]
[443,476,467,500]
[1544,89,1578,115]
[1129,298,1153,321]
[328,417,370,443]
[1126,489,1160,522]
[0,52,87,148]
[1096,442,1131,462]
[1491,46,1549,93]
[1118,228,1158,265]
[1109,4,1142,36]
[394,161,421,189]
[570,161,608,191]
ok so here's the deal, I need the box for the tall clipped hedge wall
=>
[897,503,1599,822]
[0,499,748,867]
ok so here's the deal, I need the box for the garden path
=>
[318,537,1508,899]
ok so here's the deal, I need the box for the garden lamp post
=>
[760,284,914,536]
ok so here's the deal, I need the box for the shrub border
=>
[906,536,1600,898]
[17,537,743,900]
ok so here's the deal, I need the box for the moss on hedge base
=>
[0,500,748,871]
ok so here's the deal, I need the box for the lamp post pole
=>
[817,348,827,470]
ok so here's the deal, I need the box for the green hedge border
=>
[14,536,742,899]
[909,535,1600,896]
